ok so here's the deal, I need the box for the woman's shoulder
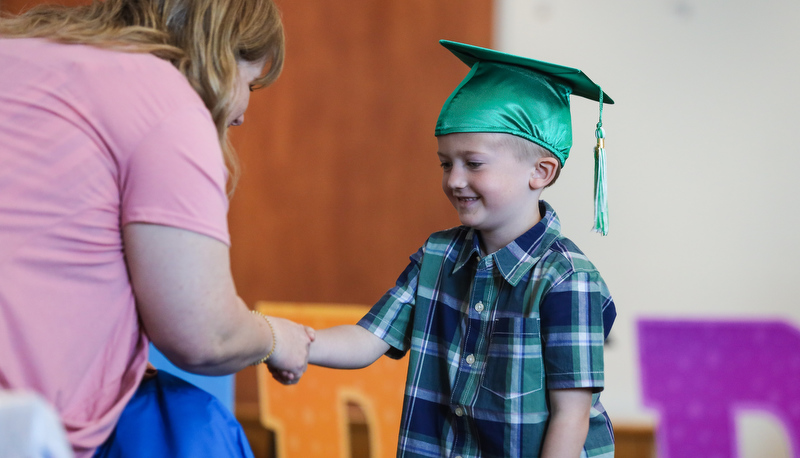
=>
[2,38,198,107]
[3,38,169,71]
[1,38,213,161]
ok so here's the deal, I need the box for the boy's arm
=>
[270,247,423,383]
[309,324,391,369]
[540,388,593,458]
[269,324,390,384]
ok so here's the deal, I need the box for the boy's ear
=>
[530,157,559,189]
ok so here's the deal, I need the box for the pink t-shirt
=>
[0,39,230,456]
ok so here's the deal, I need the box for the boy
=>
[307,40,616,457]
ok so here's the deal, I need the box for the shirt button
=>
[466,354,475,365]
[474,301,484,312]
[454,406,464,417]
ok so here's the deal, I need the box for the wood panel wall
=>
[227,0,492,405]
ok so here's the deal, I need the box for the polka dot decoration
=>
[255,302,407,458]
[638,319,800,458]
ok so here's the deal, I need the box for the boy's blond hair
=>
[500,134,562,187]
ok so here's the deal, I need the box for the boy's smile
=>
[437,132,545,254]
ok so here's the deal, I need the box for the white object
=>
[0,390,73,458]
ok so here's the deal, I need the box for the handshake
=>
[261,316,316,385]
[256,313,390,384]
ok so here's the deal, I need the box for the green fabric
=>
[435,40,613,166]
[594,134,609,236]
[357,201,616,457]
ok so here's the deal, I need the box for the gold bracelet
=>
[251,310,276,365]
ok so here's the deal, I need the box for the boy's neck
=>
[477,207,543,256]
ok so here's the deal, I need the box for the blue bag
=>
[94,370,254,458]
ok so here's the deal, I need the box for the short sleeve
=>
[358,248,423,359]
[119,107,230,245]
[540,269,615,391]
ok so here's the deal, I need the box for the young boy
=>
[308,40,617,457]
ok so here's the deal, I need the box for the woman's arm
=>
[540,388,593,458]
[123,222,312,376]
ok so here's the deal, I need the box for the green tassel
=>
[593,88,608,236]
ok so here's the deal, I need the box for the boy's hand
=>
[265,317,315,384]
[267,366,299,385]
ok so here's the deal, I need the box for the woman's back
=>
[0,37,230,456]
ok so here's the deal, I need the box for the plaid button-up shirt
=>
[359,201,616,458]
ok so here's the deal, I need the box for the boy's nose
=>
[446,168,467,190]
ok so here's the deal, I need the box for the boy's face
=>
[437,133,544,251]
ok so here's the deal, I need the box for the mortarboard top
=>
[435,39,612,166]
[435,39,613,235]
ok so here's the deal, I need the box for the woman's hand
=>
[264,318,316,383]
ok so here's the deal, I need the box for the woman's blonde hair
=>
[0,0,285,190]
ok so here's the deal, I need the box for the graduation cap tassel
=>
[593,89,609,236]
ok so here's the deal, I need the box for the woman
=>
[0,0,312,456]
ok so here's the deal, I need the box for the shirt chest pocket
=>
[480,317,543,399]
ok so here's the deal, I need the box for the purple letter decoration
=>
[638,319,800,458]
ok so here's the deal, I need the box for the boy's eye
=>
[466,161,482,169]
[439,162,452,170]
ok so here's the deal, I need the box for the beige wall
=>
[496,0,800,456]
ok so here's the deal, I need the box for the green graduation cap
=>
[434,39,614,235]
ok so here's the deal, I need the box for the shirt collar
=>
[453,201,562,286]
